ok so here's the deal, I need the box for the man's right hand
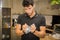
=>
[22,23,28,33]
[15,24,24,36]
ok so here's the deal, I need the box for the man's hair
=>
[22,0,34,7]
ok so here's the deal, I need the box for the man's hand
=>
[15,24,24,36]
[22,23,28,33]
[30,24,36,33]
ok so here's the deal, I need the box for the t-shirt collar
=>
[25,12,38,19]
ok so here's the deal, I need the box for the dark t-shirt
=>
[17,13,46,40]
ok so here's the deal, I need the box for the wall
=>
[2,0,60,15]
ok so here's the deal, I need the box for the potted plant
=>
[50,0,60,9]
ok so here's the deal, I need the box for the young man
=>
[15,0,46,40]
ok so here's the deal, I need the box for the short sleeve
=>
[40,16,46,26]
[17,15,22,24]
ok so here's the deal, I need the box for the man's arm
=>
[15,23,29,36]
[31,16,46,38]
[33,26,46,38]
[15,15,24,36]
[15,24,24,36]
[30,24,46,38]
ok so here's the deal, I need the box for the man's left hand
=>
[30,24,36,33]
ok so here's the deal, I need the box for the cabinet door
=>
[2,8,11,28]
[2,8,11,40]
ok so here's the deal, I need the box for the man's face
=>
[24,5,34,16]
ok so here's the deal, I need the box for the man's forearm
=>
[15,29,24,36]
[33,30,46,38]
[33,30,39,37]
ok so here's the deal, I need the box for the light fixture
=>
[0,0,2,9]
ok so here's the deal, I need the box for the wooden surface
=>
[40,35,57,40]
